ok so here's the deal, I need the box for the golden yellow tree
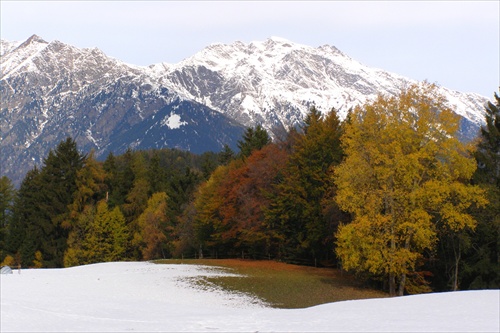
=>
[135,192,170,260]
[333,83,487,296]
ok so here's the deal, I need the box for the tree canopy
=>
[333,83,487,295]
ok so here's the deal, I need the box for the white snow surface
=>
[161,112,188,129]
[1,261,498,332]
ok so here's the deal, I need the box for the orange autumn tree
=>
[217,144,289,256]
[193,144,288,258]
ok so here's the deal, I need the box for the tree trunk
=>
[389,273,396,296]
[398,237,410,296]
[389,224,397,296]
[398,273,406,296]
[453,238,461,291]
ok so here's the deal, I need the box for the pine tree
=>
[104,149,135,208]
[475,91,500,186]
[218,144,235,165]
[6,138,84,267]
[0,176,15,260]
[37,138,85,266]
[265,107,344,262]
[147,151,168,194]
[6,167,44,267]
[461,90,500,289]
[237,124,271,158]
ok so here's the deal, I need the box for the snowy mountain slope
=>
[1,262,499,332]
[0,35,244,185]
[0,35,490,185]
[154,36,489,137]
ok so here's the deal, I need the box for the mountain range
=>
[0,34,489,185]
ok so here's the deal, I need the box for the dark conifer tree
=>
[103,152,119,207]
[37,138,85,267]
[475,91,500,186]
[265,107,345,263]
[462,90,500,289]
[0,176,15,260]
[237,124,271,158]
[218,144,235,165]
[7,138,84,267]
[148,151,167,194]
[7,167,44,267]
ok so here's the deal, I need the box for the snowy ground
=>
[1,261,498,332]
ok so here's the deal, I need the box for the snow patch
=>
[161,112,188,129]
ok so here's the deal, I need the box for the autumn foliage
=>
[1,84,498,294]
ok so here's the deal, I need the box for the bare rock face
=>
[1,35,244,185]
[1,35,488,185]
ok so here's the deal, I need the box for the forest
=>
[1,83,498,296]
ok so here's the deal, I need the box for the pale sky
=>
[1,1,499,98]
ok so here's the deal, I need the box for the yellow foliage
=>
[32,251,43,268]
[333,82,487,295]
[1,255,15,267]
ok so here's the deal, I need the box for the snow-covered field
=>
[1,262,498,332]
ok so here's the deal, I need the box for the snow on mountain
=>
[0,35,244,185]
[156,36,489,138]
[0,35,490,185]
[1,261,499,332]
[0,39,23,58]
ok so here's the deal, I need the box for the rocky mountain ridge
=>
[1,35,244,185]
[151,36,488,134]
[0,35,489,185]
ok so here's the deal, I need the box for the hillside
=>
[1,261,498,332]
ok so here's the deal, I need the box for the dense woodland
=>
[1,83,498,295]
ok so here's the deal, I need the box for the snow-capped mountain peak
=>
[0,35,489,186]
[158,37,487,138]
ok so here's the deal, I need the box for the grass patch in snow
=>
[154,259,387,308]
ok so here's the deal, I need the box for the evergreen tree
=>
[265,107,345,262]
[6,168,44,267]
[167,167,200,215]
[218,144,235,165]
[104,149,135,208]
[103,152,119,207]
[148,151,167,194]
[0,176,15,260]
[460,90,500,289]
[7,138,84,267]
[475,91,500,186]
[237,124,271,158]
[36,138,85,266]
